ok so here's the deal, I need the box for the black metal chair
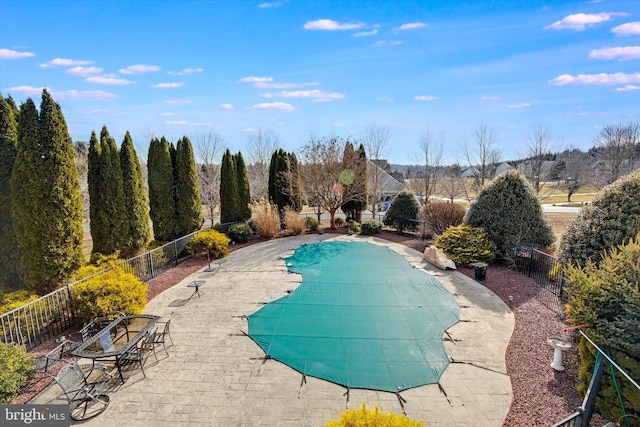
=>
[153,312,174,356]
[116,330,159,378]
[47,361,112,421]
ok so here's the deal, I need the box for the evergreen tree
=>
[340,142,368,222]
[175,136,203,236]
[120,131,150,253]
[289,152,303,212]
[465,169,554,254]
[270,148,293,212]
[383,190,420,233]
[220,149,240,223]
[12,90,84,294]
[5,95,19,118]
[234,151,252,220]
[148,137,175,241]
[268,150,278,204]
[0,95,21,289]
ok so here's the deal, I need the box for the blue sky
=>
[1,0,639,165]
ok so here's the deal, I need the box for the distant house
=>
[369,160,404,207]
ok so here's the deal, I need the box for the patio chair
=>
[47,360,112,421]
[116,330,159,378]
[153,312,174,356]
[34,340,72,374]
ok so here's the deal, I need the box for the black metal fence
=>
[507,242,568,317]
[0,231,198,350]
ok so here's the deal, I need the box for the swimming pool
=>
[248,240,459,392]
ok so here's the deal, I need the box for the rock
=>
[423,245,456,270]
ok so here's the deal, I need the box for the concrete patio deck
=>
[32,234,514,426]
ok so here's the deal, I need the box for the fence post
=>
[174,240,179,266]
[528,247,534,277]
[581,353,604,426]
[149,251,155,279]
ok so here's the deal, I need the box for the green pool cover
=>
[247,241,459,392]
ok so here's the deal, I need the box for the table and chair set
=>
[36,312,174,421]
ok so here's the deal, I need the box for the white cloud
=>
[86,75,134,85]
[396,22,427,30]
[372,40,403,47]
[545,12,626,31]
[481,96,501,101]
[589,46,640,61]
[549,72,640,86]
[413,95,438,101]
[352,29,378,37]
[258,0,286,8]
[119,64,160,74]
[239,76,273,84]
[165,120,189,125]
[249,102,295,111]
[242,128,258,133]
[167,67,204,75]
[239,76,319,89]
[161,112,175,116]
[6,85,117,101]
[66,66,102,76]
[165,99,191,104]
[303,19,365,31]
[507,103,532,109]
[39,58,93,68]
[261,89,345,102]
[218,103,234,110]
[151,82,183,88]
[331,122,346,127]
[616,85,640,91]
[612,22,640,36]
[377,96,393,102]
[0,48,35,59]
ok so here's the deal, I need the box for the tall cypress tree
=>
[268,150,278,204]
[271,148,293,212]
[175,136,203,236]
[0,95,21,289]
[12,90,83,294]
[234,151,251,220]
[341,143,368,222]
[87,131,105,253]
[289,152,302,212]
[148,137,175,241]
[120,131,150,253]
[220,149,240,223]
[6,95,19,118]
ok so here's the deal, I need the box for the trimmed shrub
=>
[305,217,319,231]
[71,266,147,324]
[383,190,420,233]
[420,201,465,235]
[227,223,253,244]
[186,230,229,259]
[325,403,426,427]
[435,224,496,267]
[0,290,38,315]
[284,207,305,234]
[73,252,132,281]
[250,198,281,239]
[565,234,640,421]
[349,221,361,233]
[559,169,640,269]
[0,342,35,403]
[465,170,554,254]
[334,217,346,227]
[360,220,382,236]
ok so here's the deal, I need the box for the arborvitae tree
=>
[234,151,252,220]
[88,126,127,255]
[0,95,21,290]
[12,90,84,294]
[175,136,203,236]
[289,152,302,212]
[220,149,240,223]
[383,190,420,233]
[6,95,19,118]
[270,148,294,213]
[340,142,368,222]
[268,150,278,204]
[169,140,178,211]
[465,169,554,254]
[148,137,176,241]
[120,131,150,253]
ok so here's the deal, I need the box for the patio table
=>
[71,314,160,383]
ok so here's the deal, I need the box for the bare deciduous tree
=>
[363,123,390,214]
[416,128,445,203]
[438,164,465,203]
[193,131,225,224]
[246,129,281,200]
[462,122,501,192]
[593,120,640,185]
[522,125,555,193]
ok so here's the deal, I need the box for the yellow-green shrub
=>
[0,290,38,315]
[71,267,147,324]
[435,224,496,267]
[185,230,229,259]
[0,342,35,403]
[325,403,426,427]
[305,217,319,231]
[284,207,305,234]
[73,252,133,281]
[250,198,281,239]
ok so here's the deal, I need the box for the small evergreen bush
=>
[305,217,319,231]
[335,217,346,227]
[227,223,253,244]
[361,220,382,236]
[73,252,132,281]
[186,230,230,259]
[71,266,147,324]
[383,190,420,233]
[250,198,281,239]
[349,221,361,233]
[435,224,496,266]
[0,290,38,315]
[284,207,305,234]
[325,403,426,427]
[0,342,35,403]
[420,201,465,235]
